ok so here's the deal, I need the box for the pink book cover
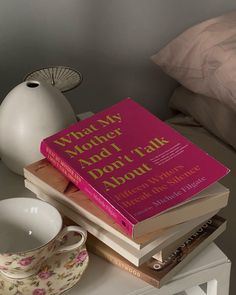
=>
[40,98,229,237]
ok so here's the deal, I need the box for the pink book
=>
[40,98,229,238]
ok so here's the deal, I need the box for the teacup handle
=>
[55,225,87,253]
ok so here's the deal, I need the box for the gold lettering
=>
[101,163,152,191]
[53,124,99,147]
[79,159,92,168]
[97,113,122,127]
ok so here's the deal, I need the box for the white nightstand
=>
[0,161,231,295]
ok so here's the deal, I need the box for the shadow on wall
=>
[0,0,236,118]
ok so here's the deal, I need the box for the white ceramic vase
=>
[0,80,77,175]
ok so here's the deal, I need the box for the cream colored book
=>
[26,179,219,266]
[24,159,229,250]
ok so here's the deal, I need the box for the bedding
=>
[167,115,236,189]
[151,10,236,112]
[167,114,236,283]
[169,86,236,150]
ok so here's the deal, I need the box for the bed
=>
[150,10,236,294]
[164,101,236,294]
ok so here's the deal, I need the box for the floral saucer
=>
[0,245,89,295]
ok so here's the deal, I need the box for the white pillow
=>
[151,11,236,112]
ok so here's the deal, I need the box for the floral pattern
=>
[18,256,35,266]
[76,250,88,264]
[0,246,89,295]
[0,239,56,277]
[37,266,54,280]
[32,288,46,295]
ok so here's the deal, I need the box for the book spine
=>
[87,242,159,288]
[40,141,134,237]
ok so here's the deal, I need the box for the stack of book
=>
[24,98,229,288]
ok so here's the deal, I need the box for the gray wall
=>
[1,0,236,119]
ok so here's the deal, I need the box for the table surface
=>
[0,161,230,295]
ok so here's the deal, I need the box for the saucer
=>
[0,245,89,295]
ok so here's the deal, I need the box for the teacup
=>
[0,197,87,279]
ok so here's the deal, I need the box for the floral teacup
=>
[0,197,87,279]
